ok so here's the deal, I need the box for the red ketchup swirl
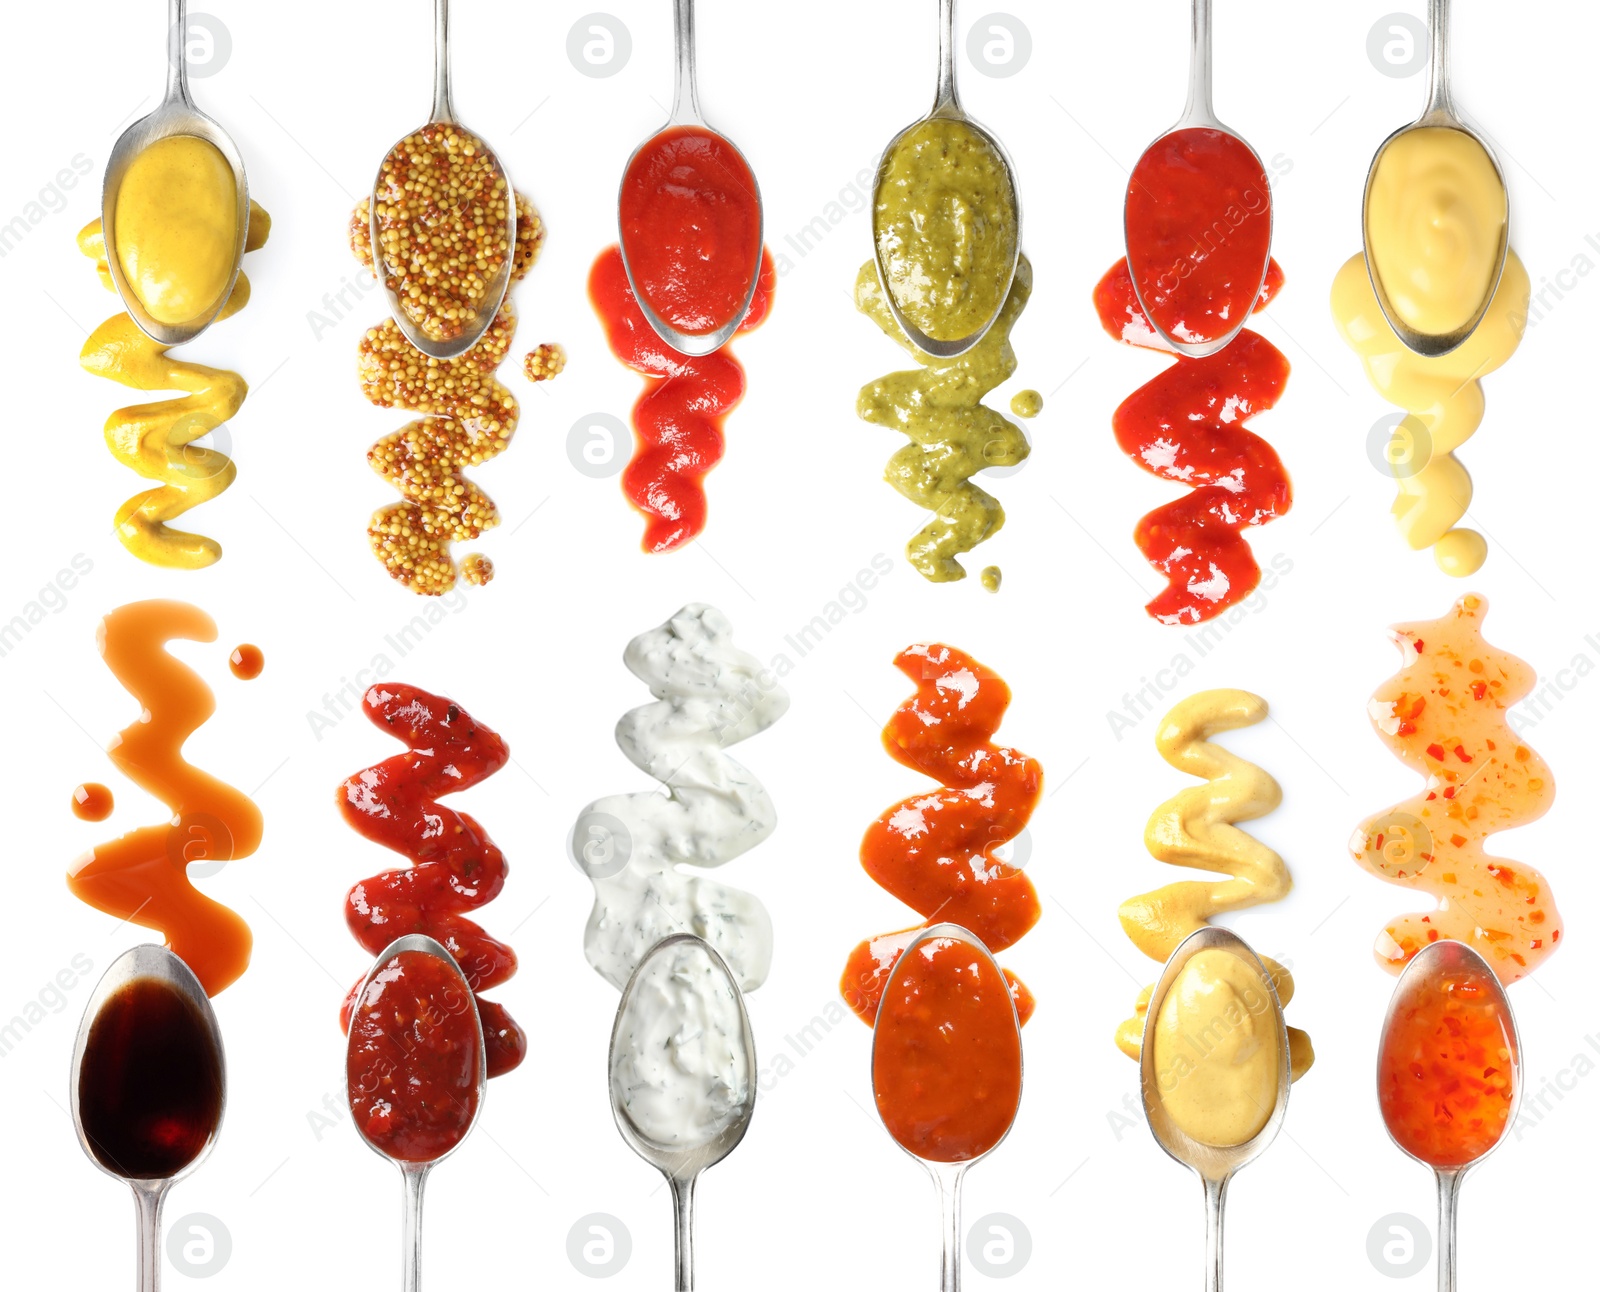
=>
[841,645,1042,1027]
[347,949,482,1163]
[338,685,525,1078]
[588,244,775,553]
[1093,258,1291,625]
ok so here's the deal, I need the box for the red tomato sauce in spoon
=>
[1125,127,1273,347]
[620,125,762,338]
[348,950,482,1164]
[873,936,1023,1163]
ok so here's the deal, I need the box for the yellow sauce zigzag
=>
[854,255,1032,584]
[77,204,271,569]
[1116,688,1313,1080]
[1330,249,1529,578]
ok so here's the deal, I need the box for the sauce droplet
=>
[228,644,263,680]
[71,782,114,822]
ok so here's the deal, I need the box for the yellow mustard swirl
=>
[77,202,270,569]
[1332,248,1528,578]
[1116,688,1313,1080]
[855,255,1032,585]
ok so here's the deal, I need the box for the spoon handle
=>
[402,1163,429,1292]
[670,0,701,126]
[1435,1168,1463,1292]
[670,1174,697,1292]
[1202,1174,1229,1292]
[1181,0,1215,126]
[431,0,456,125]
[934,0,960,113]
[1423,0,1454,119]
[165,0,192,107]
[133,1179,169,1292]
[934,1163,965,1292]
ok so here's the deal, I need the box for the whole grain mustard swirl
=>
[77,204,270,568]
[1116,688,1313,1080]
[855,255,1033,586]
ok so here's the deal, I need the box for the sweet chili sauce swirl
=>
[588,244,775,553]
[338,683,526,1078]
[349,193,551,595]
[1093,258,1291,625]
[66,600,261,996]
[77,206,271,569]
[841,645,1042,1026]
[1351,594,1559,983]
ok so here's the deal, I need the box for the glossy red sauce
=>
[589,243,775,552]
[228,644,263,680]
[872,936,1023,1162]
[619,125,763,337]
[338,684,525,1078]
[78,976,223,1179]
[1126,128,1273,347]
[842,645,1041,1027]
[72,782,114,822]
[1093,257,1291,625]
[1378,958,1516,1168]
[347,950,481,1163]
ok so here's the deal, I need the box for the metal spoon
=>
[100,0,249,347]
[1138,926,1290,1292]
[1123,0,1272,359]
[609,933,757,1292]
[369,0,517,361]
[617,0,765,358]
[70,945,226,1292]
[870,0,1021,360]
[346,934,488,1292]
[1361,0,1508,357]
[1377,940,1521,1292]
[871,923,1023,1292]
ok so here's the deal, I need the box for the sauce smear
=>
[339,684,525,1078]
[78,976,223,1179]
[1125,128,1272,347]
[619,125,763,338]
[1378,956,1516,1168]
[842,645,1041,1026]
[1093,257,1291,625]
[589,244,775,552]
[873,936,1022,1162]
[347,950,481,1163]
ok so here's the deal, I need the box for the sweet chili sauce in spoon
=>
[1377,939,1519,1292]
[1123,0,1273,357]
[872,922,1022,1292]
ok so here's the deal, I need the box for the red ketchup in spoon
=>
[347,950,482,1164]
[1125,128,1273,348]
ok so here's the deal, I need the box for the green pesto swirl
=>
[856,254,1033,584]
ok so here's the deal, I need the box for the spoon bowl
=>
[1138,926,1289,1292]
[617,0,765,358]
[870,0,1021,361]
[1123,0,1272,359]
[369,0,516,361]
[101,0,249,348]
[71,944,226,1292]
[1361,0,1508,358]
[871,923,1022,1292]
[346,934,487,1292]
[610,933,756,1292]
[1377,939,1520,1292]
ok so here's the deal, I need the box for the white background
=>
[1,1,1594,1287]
